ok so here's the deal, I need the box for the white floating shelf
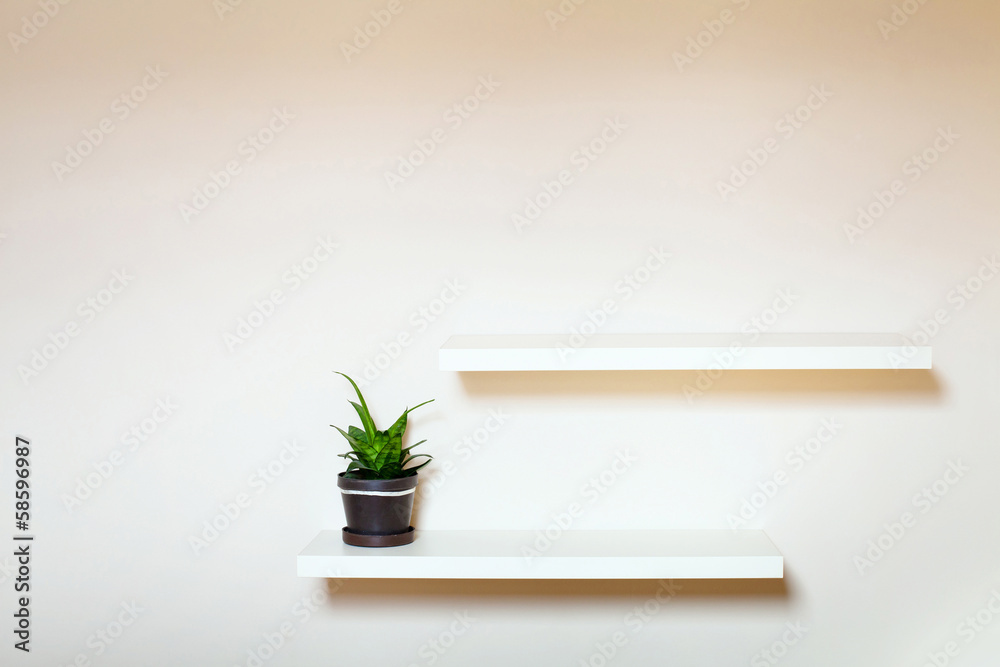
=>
[297,530,783,580]
[439,334,931,371]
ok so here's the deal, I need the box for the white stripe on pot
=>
[339,488,416,497]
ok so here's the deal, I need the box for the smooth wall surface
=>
[1,1,998,665]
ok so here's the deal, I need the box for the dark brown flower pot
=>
[337,472,417,547]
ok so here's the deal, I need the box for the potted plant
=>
[331,372,434,547]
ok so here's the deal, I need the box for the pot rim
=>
[337,471,419,492]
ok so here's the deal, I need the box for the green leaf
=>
[348,425,368,445]
[345,454,379,474]
[333,373,435,480]
[386,423,404,462]
[386,400,434,442]
[380,462,403,479]
[382,400,433,475]
[335,372,377,443]
[402,452,432,467]
[333,425,382,469]
[404,458,433,474]
[371,430,397,473]
[331,425,367,454]
[400,439,427,458]
[348,401,376,443]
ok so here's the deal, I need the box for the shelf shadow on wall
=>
[456,369,940,400]
[324,575,790,601]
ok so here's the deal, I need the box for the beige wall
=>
[2,1,999,665]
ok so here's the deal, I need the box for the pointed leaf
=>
[400,439,427,458]
[386,411,408,442]
[348,425,368,445]
[331,425,366,455]
[335,372,377,441]
[349,401,377,443]
[333,426,380,468]
[403,458,432,474]
[386,399,434,442]
[402,452,432,467]
[371,430,398,472]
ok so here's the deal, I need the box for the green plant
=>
[332,372,434,480]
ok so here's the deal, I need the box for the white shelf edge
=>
[439,333,931,371]
[297,529,784,580]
